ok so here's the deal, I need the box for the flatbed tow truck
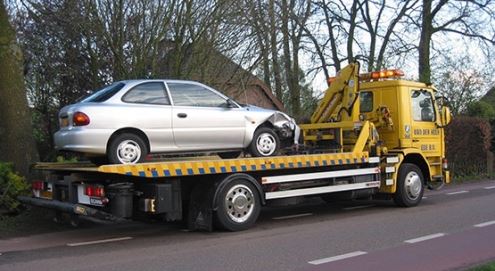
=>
[20,62,452,231]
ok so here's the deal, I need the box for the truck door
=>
[409,89,442,159]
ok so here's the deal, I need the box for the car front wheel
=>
[108,133,147,164]
[249,127,280,157]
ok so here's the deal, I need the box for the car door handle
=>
[412,139,420,142]
[177,113,187,118]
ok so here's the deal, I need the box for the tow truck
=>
[20,62,452,231]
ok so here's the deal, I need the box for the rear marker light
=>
[32,180,44,190]
[73,112,90,126]
[85,185,105,197]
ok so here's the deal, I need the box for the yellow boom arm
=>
[310,62,360,124]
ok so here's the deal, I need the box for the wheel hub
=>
[405,171,422,200]
[117,140,141,164]
[225,184,255,223]
[256,133,276,156]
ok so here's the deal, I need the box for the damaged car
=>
[54,80,300,164]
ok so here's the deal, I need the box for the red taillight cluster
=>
[73,112,90,126]
[32,180,44,190]
[85,185,105,197]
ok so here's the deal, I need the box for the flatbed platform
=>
[35,152,370,178]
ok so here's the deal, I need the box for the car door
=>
[166,81,246,150]
[120,81,174,152]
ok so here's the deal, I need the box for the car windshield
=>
[80,82,126,103]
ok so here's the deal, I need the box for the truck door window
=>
[411,90,435,122]
[360,92,373,113]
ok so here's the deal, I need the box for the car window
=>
[82,82,125,103]
[360,91,373,113]
[122,82,170,105]
[411,90,435,122]
[167,82,228,107]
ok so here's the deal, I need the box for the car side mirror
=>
[226,99,237,108]
[439,106,452,127]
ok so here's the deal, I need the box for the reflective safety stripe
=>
[98,152,370,178]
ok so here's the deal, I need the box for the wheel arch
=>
[399,151,431,185]
[107,128,151,154]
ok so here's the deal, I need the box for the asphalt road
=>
[1,181,495,271]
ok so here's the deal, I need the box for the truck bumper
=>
[18,196,126,222]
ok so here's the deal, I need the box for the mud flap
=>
[187,183,215,232]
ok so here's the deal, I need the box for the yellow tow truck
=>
[20,62,452,231]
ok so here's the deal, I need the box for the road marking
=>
[308,251,367,265]
[343,205,374,211]
[273,213,313,220]
[404,233,445,244]
[474,220,495,228]
[484,186,495,190]
[422,196,428,199]
[67,237,133,247]
[446,190,468,195]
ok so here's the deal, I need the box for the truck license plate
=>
[89,197,103,206]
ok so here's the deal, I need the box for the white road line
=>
[404,233,445,244]
[308,251,368,265]
[422,196,428,199]
[273,213,313,220]
[446,190,469,195]
[343,205,374,211]
[484,186,495,190]
[474,220,495,228]
[67,237,133,247]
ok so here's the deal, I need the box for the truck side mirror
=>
[440,106,452,127]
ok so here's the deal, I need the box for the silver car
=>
[54,80,299,164]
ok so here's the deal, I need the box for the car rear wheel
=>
[108,133,147,164]
[249,127,280,157]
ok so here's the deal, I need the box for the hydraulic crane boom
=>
[310,62,360,124]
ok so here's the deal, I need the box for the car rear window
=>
[122,82,170,105]
[82,82,126,103]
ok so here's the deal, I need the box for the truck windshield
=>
[81,82,126,103]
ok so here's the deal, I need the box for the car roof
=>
[118,79,202,84]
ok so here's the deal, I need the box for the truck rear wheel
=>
[394,163,424,207]
[215,179,260,231]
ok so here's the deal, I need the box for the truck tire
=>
[215,179,261,231]
[249,127,280,157]
[394,163,424,207]
[108,133,147,164]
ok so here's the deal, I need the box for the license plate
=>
[40,190,53,199]
[60,118,69,128]
[89,197,104,206]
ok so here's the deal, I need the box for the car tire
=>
[215,179,261,231]
[393,163,424,207]
[108,133,147,164]
[218,151,242,159]
[249,127,280,157]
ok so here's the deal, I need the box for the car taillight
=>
[85,185,105,197]
[32,180,44,190]
[73,112,90,126]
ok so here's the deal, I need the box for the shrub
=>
[446,116,492,179]
[0,162,29,213]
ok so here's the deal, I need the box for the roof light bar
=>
[326,69,404,85]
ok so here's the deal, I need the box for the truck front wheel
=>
[394,163,424,207]
[215,179,261,231]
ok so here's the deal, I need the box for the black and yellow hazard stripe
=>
[98,152,369,178]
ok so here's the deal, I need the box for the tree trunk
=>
[0,0,39,177]
[269,0,283,100]
[419,0,432,83]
